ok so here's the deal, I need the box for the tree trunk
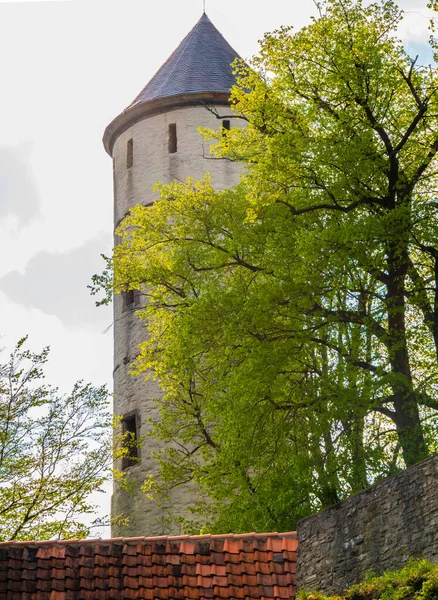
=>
[386,247,428,466]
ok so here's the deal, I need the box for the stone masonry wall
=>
[297,455,438,594]
[112,104,243,537]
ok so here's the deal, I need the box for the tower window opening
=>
[122,289,142,312]
[122,289,135,311]
[121,414,139,469]
[222,119,231,131]
[168,123,177,153]
[126,138,133,169]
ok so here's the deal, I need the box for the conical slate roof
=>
[103,13,241,155]
[127,13,241,108]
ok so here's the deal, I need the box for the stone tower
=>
[103,13,243,536]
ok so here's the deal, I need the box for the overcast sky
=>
[0,0,434,534]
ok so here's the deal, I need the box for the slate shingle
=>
[0,532,297,599]
[128,13,241,109]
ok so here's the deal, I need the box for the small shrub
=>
[418,572,438,600]
[298,561,438,600]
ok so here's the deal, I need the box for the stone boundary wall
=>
[296,455,438,594]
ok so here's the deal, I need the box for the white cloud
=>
[0,236,112,329]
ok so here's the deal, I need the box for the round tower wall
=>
[112,105,242,225]
[112,103,243,537]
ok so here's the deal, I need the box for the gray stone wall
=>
[112,105,243,227]
[111,104,243,537]
[297,455,438,594]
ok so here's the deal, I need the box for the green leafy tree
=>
[95,0,438,532]
[0,337,111,541]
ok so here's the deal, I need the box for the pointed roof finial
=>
[203,0,206,12]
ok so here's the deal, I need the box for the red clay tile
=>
[211,552,225,566]
[36,568,51,581]
[240,552,253,563]
[213,575,229,587]
[255,551,270,562]
[94,576,110,590]
[245,585,261,597]
[123,565,140,577]
[195,563,209,576]
[0,532,297,599]
[36,548,52,560]
[242,539,256,553]
[234,532,256,539]
[242,574,258,586]
[78,577,93,591]
[195,553,211,566]
[182,574,197,587]
[137,554,152,568]
[124,575,140,589]
[166,553,181,565]
[267,538,283,553]
[179,541,195,555]
[79,566,95,579]
[276,573,294,586]
[36,578,51,592]
[51,567,66,580]
[22,580,37,593]
[285,560,297,574]
[180,554,197,565]
[258,572,276,586]
[50,579,65,592]
[226,562,243,575]
[216,584,245,598]
[225,552,242,564]
[223,539,241,554]
[108,576,121,588]
[196,574,209,587]
[273,584,293,598]
[259,585,275,596]
[123,543,138,556]
[78,556,94,569]
[256,561,274,575]
[209,538,224,553]
[241,563,257,576]
[281,537,298,552]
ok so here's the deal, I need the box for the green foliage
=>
[95,0,438,532]
[299,560,438,600]
[0,337,111,540]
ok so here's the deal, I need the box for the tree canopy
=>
[0,338,111,541]
[97,0,438,532]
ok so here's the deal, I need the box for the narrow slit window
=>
[122,414,139,469]
[126,138,133,169]
[168,123,177,154]
[222,119,231,131]
[122,289,135,312]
